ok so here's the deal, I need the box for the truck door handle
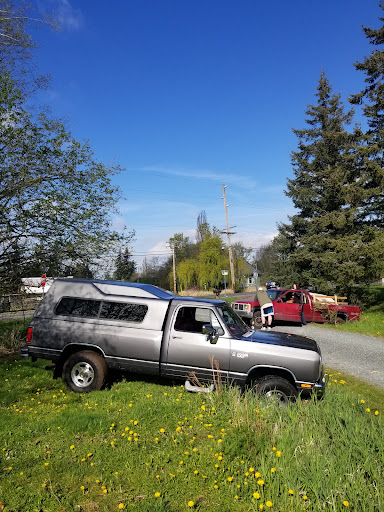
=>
[172,336,182,339]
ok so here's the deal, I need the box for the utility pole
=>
[170,242,177,294]
[221,184,236,292]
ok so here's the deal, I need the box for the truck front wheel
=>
[62,351,108,393]
[254,375,298,405]
[252,310,262,328]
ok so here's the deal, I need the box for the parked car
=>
[232,288,361,327]
[22,278,326,403]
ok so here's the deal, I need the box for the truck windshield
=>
[253,289,284,301]
[218,304,250,337]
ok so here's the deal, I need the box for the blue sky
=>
[31,0,381,268]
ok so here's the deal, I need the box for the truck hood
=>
[241,330,320,353]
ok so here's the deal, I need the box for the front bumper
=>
[313,373,328,397]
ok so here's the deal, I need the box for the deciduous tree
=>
[0,74,132,292]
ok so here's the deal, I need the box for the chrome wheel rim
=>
[71,362,95,388]
[264,389,289,405]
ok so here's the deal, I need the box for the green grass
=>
[325,311,384,338]
[0,357,383,511]
[0,318,31,355]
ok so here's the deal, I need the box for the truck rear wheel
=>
[63,351,107,393]
[254,375,298,405]
[252,310,262,328]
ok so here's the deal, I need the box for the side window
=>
[174,307,222,333]
[55,297,101,317]
[100,302,148,322]
[280,292,294,303]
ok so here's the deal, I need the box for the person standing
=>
[256,286,274,330]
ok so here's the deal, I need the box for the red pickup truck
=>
[231,289,361,327]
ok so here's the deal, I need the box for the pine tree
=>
[349,2,384,227]
[282,72,383,293]
[113,248,136,282]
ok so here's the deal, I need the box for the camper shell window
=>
[55,298,148,323]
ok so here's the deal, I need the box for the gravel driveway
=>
[272,324,384,389]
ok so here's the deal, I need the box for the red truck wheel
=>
[252,311,262,328]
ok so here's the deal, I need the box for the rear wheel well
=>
[54,345,105,379]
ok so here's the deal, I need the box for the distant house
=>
[241,262,262,288]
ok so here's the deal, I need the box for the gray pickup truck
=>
[22,278,326,403]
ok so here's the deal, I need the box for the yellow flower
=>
[375,410,379,415]
[266,501,273,508]
[276,451,281,457]
[259,505,264,510]
[288,489,294,495]
[257,479,264,486]
[303,495,308,500]
[194,470,199,475]
[343,501,349,507]
[188,501,195,507]
[70,445,75,450]
[80,485,85,490]
[271,467,276,473]
[118,504,125,510]
[249,467,254,472]
[366,408,371,413]
[227,476,233,482]
[155,492,161,497]
[160,428,165,433]
[253,492,260,499]
[255,472,261,478]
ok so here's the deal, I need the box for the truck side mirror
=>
[202,324,219,344]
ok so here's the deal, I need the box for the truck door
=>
[274,290,303,323]
[165,305,230,382]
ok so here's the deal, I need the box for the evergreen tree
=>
[349,3,384,227]
[113,248,136,281]
[282,72,382,293]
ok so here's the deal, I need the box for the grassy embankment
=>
[0,357,383,511]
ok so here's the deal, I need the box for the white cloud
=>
[38,0,83,31]
[129,165,259,191]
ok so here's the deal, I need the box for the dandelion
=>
[80,485,85,490]
[343,501,349,507]
[276,451,281,457]
[249,467,254,472]
[70,445,75,450]
[259,505,264,510]
[118,504,125,509]
[188,501,195,507]
[255,472,261,478]
[375,410,379,415]
[257,479,264,486]
[253,492,260,499]
[155,492,161,498]
[288,489,294,495]
[160,428,165,433]
[266,501,273,508]
[271,468,276,473]
[303,495,308,500]
[366,408,371,413]
[194,470,199,475]
[227,477,233,482]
